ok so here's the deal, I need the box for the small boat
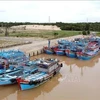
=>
[43,39,57,54]
[0,61,38,85]
[0,58,41,85]
[0,50,27,59]
[76,41,100,60]
[0,50,29,66]
[58,39,69,45]
[54,45,66,55]
[16,58,63,90]
[0,68,23,85]
[43,46,55,54]
[65,49,76,58]
[0,49,30,74]
[54,48,65,55]
[76,52,92,60]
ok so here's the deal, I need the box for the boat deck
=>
[25,72,48,81]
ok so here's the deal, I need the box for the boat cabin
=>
[37,59,59,73]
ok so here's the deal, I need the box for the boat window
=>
[39,64,48,69]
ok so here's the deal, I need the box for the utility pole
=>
[49,16,50,23]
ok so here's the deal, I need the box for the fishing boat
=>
[54,45,66,55]
[0,50,29,64]
[0,60,38,85]
[76,41,100,60]
[58,39,69,45]
[65,49,77,58]
[43,39,58,54]
[65,44,84,58]
[0,68,23,85]
[43,46,55,54]
[0,49,30,74]
[16,58,63,90]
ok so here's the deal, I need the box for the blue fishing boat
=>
[65,49,76,58]
[54,49,65,55]
[0,68,23,85]
[58,39,69,45]
[76,41,100,60]
[0,50,29,63]
[76,52,92,60]
[43,46,55,54]
[43,39,57,54]
[16,58,63,90]
[54,45,66,55]
[0,60,38,85]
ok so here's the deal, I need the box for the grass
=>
[96,32,100,37]
[0,30,82,39]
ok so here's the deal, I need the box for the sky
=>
[0,1,100,23]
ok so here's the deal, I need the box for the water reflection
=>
[16,74,62,100]
[0,84,17,100]
[32,54,100,77]
[31,53,99,68]
[0,54,100,100]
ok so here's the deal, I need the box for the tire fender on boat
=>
[29,81,34,85]
[60,63,63,67]
[10,78,17,83]
[53,71,56,76]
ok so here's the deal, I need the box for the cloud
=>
[0,1,100,22]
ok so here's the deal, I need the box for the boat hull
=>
[45,50,54,54]
[0,78,16,85]
[65,52,76,58]
[0,69,23,85]
[55,51,65,55]
[20,79,48,90]
[17,66,61,90]
[76,54,92,60]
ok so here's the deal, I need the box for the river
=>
[0,54,100,100]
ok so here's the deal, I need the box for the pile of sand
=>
[11,25,61,30]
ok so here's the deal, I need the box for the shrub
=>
[82,30,87,35]
[54,32,58,36]
[87,30,90,35]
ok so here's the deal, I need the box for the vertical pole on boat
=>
[48,39,51,48]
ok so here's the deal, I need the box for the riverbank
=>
[0,35,87,56]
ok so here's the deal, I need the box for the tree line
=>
[0,22,100,31]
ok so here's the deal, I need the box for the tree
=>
[87,30,90,35]
[5,23,9,36]
[82,30,87,35]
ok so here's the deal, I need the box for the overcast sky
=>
[0,1,100,23]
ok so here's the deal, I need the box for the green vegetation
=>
[0,22,100,31]
[0,22,98,38]
[96,32,100,37]
[0,30,81,39]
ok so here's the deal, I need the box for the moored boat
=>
[0,59,39,85]
[0,69,23,85]
[65,49,76,58]
[16,58,63,90]
[76,41,100,60]
[54,48,65,55]
[54,45,66,55]
[43,46,55,54]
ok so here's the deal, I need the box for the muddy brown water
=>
[0,54,100,100]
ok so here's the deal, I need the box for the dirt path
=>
[0,35,85,55]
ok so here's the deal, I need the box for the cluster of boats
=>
[44,37,100,60]
[0,50,63,90]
